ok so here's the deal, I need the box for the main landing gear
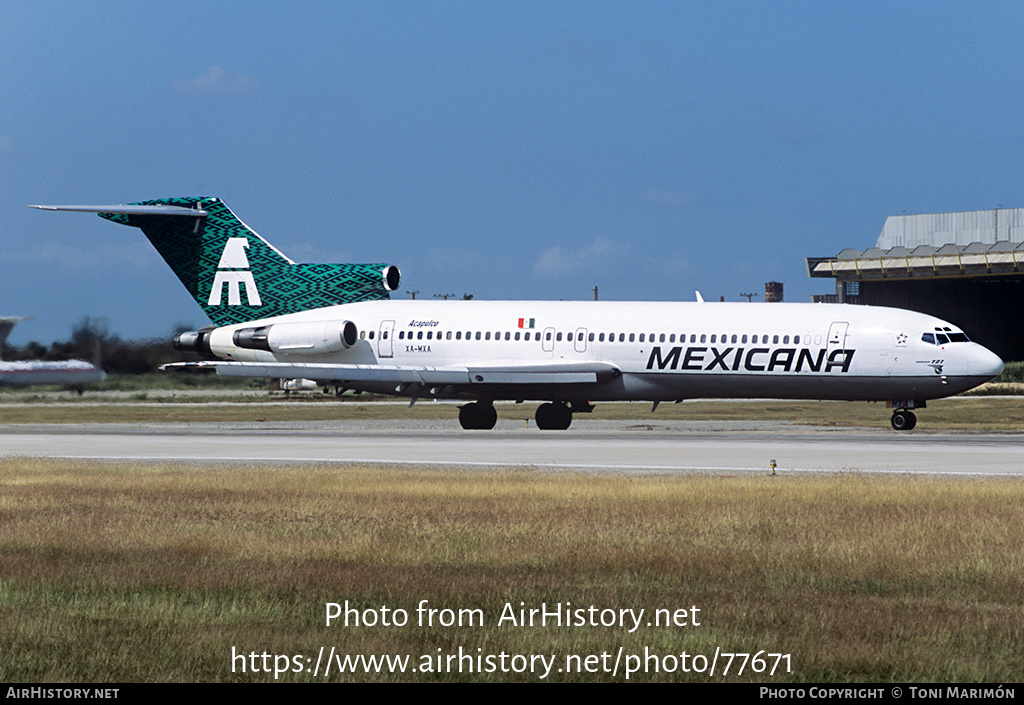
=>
[458,400,590,430]
[459,401,497,430]
[534,402,572,430]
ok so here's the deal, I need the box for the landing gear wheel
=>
[891,410,917,431]
[535,402,572,430]
[459,402,497,430]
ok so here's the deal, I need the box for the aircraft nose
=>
[968,345,1004,378]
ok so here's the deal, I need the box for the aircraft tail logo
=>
[209,238,262,306]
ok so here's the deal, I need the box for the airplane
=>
[32,197,1004,430]
[0,317,106,389]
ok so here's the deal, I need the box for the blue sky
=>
[3,1,1023,345]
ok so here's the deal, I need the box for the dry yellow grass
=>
[1,458,1022,682]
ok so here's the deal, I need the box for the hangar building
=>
[806,208,1024,362]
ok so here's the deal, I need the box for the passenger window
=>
[557,332,563,342]
[741,335,748,343]
[794,335,800,344]
[475,332,481,340]
[700,334,706,343]
[639,334,645,343]
[505,332,511,341]
[629,333,635,343]
[731,335,737,343]
[446,331,452,340]
[773,335,779,344]
[589,333,595,342]
[456,331,462,340]
[360,331,366,339]
[426,331,432,340]
[669,334,676,343]
[599,333,605,342]
[619,333,626,342]
[783,335,789,344]
[710,335,716,343]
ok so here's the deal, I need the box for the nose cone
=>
[968,345,1004,379]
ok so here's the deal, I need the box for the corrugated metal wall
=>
[876,208,1024,248]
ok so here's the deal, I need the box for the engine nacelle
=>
[233,320,358,355]
[172,328,214,357]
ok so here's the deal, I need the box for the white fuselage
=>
[201,300,1003,404]
[0,360,106,387]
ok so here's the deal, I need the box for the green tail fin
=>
[97,197,399,326]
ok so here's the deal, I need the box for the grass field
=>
[1,459,1022,682]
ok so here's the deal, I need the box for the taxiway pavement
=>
[2,420,1023,476]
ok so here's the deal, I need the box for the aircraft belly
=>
[624,372,966,402]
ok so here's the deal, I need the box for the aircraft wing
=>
[161,360,620,386]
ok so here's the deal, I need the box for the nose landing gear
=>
[890,409,917,431]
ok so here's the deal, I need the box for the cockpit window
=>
[923,331,970,345]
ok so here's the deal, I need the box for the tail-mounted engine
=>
[231,320,358,355]
[172,327,215,357]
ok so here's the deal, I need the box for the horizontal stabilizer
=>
[30,204,207,216]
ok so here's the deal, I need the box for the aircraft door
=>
[574,327,588,353]
[378,320,395,358]
[827,321,849,352]
[542,326,555,358]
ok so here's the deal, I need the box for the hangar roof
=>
[808,207,1024,281]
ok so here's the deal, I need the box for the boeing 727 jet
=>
[0,317,105,389]
[33,197,1004,430]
